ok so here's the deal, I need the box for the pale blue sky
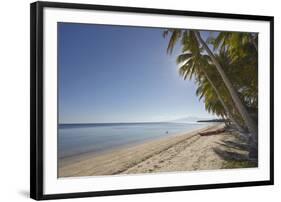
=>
[58,23,216,123]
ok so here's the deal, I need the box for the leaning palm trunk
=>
[200,67,245,132]
[251,35,258,52]
[194,31,258,159]
[252,40,258,52]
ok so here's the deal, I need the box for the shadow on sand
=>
[213,132,257,168]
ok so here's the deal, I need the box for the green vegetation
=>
[222,160,257,169]
[163,30,258,159]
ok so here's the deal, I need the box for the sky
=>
[58,23,216,123]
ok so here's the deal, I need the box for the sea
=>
[58,122,211,159]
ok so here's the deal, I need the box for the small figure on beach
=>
[166,131,169,134]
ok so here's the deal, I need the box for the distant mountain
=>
[197,118,226,123]
[171,116,212,123]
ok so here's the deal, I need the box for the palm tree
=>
[210,32,258,56]
[194,31,258,147]
[177,52,245,132]
[215,47,258,115]
[164,29,258,158]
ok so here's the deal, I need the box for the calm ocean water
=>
[58,122,210,159]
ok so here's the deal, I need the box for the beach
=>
[59,123,253,177]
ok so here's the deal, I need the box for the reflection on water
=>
[58,122,210,159]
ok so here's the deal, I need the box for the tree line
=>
[163,29,258,159]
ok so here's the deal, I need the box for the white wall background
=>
[0,0,279,201]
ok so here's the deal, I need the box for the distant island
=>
[197,119,227,123]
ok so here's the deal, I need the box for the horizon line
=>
[58,118,219,125]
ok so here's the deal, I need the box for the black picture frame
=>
[30,1,274,200]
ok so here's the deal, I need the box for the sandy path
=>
[123,131,230,174]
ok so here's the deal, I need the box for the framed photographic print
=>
[30,1,274,200]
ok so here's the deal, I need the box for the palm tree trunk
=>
[194,31,258,158]
[252,40,258,52]
[251,34,258,52]
[200,67,245,132]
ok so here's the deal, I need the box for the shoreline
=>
[59,123,227,177]
[59,123,216,166]
[58,122,212,161]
